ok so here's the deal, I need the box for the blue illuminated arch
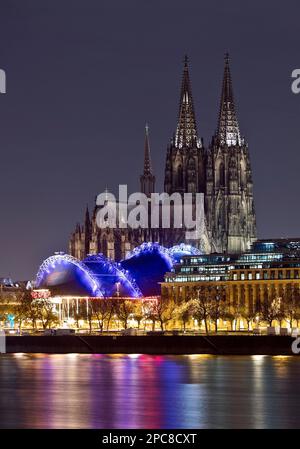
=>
[36,243,202,299]
[36,253,104,297]
[83,254,142,298]
[121,242,174,296]
[125,242,174,266]
[168,243,201,262]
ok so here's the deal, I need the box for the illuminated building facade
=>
[162,239,300,326]
[69,55,256,261]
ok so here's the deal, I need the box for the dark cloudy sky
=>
[0,0,299,280]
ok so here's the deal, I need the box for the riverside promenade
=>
[4,335,299,355]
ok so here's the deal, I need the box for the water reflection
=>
[0,354,300,428]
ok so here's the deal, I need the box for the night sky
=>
[0,0,299,280]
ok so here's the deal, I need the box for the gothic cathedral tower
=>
[164,56,205,196]
[140,124,155,197]
[205,54,257,253]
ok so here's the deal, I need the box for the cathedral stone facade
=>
[69,54,257,261]
[205,54,256,253]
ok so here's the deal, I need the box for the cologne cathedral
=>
[69,54,257,261]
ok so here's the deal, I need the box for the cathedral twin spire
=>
[173,52,242,150]
[141,53,243,195]
[216,53,242,147]
[174,55,200,149]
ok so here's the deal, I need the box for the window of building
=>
[241,272,245,281]
[294,270,299,279]
[219,162,225,188]
[286,270,291,279]
[270,270,275,279]
[255,272,260,280]
[233,273,237,281]
[263,271,268,280]
[248,272,253,280]
[278,270,283,279]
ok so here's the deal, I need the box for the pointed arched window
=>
[219,162,225,188]
[176,164,183,188]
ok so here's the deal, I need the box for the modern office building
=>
[162,239,300,325]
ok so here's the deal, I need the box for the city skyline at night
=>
[1,2,300,434]
[0,1,299,281]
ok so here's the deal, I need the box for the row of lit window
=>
[188,256,231,264]
[179,266,228,274]
[237,253,283,262]
[165,269,300,284]
[231,269,300,281]
[165,275,226,283]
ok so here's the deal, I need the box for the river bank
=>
[4,335,299,355]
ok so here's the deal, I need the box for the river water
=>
[0,354,300,428]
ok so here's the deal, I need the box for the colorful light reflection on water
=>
[1,354,300,428]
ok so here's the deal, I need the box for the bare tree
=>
[282,285,300,329]
[260,294,282,327]
[0,291,17,326]
[132,301,143,330]
[191,286,226,334]
[91,298,115,332]
[14,293,29,331]
[115,299,136,329]
[175,299,194,331]
[145,298,175,331]
[239,306,257,332]
[191,287,211,334]
[73,299,87,329]
[143,299,158,331]
[86,301,94,334]
[20,290,40,330]
[38,299,59,329]
[222,310,236,331]
[209,286,227,332]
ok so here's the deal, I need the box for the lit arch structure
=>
[168,243,202,262]
[36,253,104,297]
[83,254,142,298]
[36,252,142,298]
[121,242,175,296]
[35,243,201,298]
[125,242,174,266]
[125,242,202,263]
